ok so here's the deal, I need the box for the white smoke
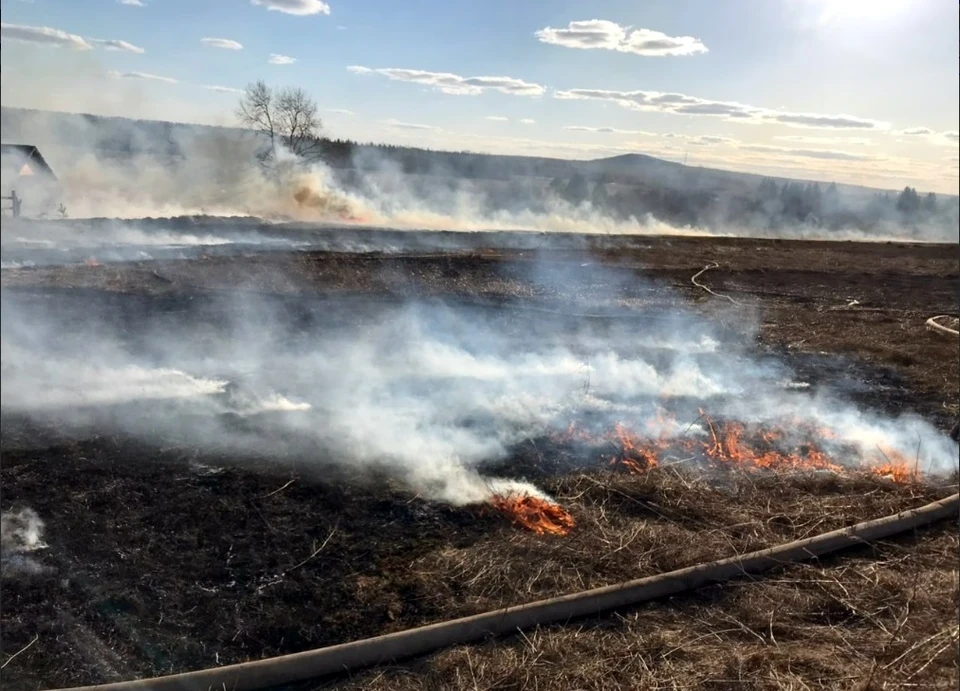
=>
[1,282,955,507]
[1,507,49,576]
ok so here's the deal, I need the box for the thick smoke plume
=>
[2,266,956,507]
[2,107,957,242]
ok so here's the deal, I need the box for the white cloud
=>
[118,0,146,5]
[1,22,92,49]
[691,135,737,145]
[563,126,656,136]
[536,20,707,57]
[90,39,145,53]
[251,0,330,16]
[770,112,883,129]
[203,85,244,93]
[383,119,441,131]
[268,54,296,65]
[107,70,177,84]
[775,134,874,146]
[739,144,878,161]
[347,66,545,96]
[201,37,243,50]
[896,127,933,136]
[940,131,959,143]
[519,118,536,125]
[1,22,144,53]
[326,108,354,115]
[485,116,509,122]
[554,87,888,130]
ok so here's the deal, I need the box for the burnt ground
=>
[1,231,958,690]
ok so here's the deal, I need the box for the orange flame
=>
[867,446,920,483]
[490,494,575,536]
[610,423,661,473]
[553,411,928,484]
[84,257,100,267]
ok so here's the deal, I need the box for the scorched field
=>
[1,222,958,691]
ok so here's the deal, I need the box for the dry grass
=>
[317,470,958,691]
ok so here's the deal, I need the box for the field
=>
[1,226,958,690]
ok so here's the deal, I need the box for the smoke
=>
[6,107,954,243]
[2,266,956,507]
[1,507,49,576]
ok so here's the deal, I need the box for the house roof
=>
[0,144,58,180]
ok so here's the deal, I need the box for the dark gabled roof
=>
[0,144,58,180]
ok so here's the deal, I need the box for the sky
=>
[1,0,958,193]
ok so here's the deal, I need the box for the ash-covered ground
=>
[1,223,957,690]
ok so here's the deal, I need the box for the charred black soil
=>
[1,231,958,690]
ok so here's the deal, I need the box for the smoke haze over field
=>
[2,263,957,506]
[1,108,958,243]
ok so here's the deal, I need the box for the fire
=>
[867,446,920,483]
[611,423,661,473]
[490,493,575,536]
[700,413,843,473]
[553,411,924,480]
[84,257,101,267]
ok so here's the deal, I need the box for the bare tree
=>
[236,80,323,163]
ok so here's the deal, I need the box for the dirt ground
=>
[1,232,958,690]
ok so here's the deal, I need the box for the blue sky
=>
[1,0,958,192]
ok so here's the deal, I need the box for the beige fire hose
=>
[58,492,958,691]
[926,315,959,338]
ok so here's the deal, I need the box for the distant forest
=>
[3,106,958,236]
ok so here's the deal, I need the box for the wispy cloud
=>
[895,127,933,136]
[771,112,882,129]
[555,87,887,130]
[326,108,354,115]
[519,118,536,125]
[536,20,707,57]
[775,134,874,146]
[201,37,243,50]
[347,66,545,96]
[563,125,656,136]
[739,144,878,161]
[1,22,145,53]
[118,0,146,6]
[485,116,509,122]
[4,22,82,50]
[107,70,177,84]
[691,135,737,145]
[942,131,960,143]
[268,53,296,65]
[383,118,441,131]
[251,0,330,16]
[203,85,244,93]
[90,39,145,53]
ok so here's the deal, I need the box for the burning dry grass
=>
[555,411,933,493]
[489,494,575,536]
[323,470,958,691]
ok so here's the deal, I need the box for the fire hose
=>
[926,315,960,339]
[59,492,958,691]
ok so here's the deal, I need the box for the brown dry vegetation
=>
[319,472,959,691]
[1,231,958,690]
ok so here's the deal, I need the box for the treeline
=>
[545,172,958,233]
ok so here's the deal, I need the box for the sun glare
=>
[818,0,909,19]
